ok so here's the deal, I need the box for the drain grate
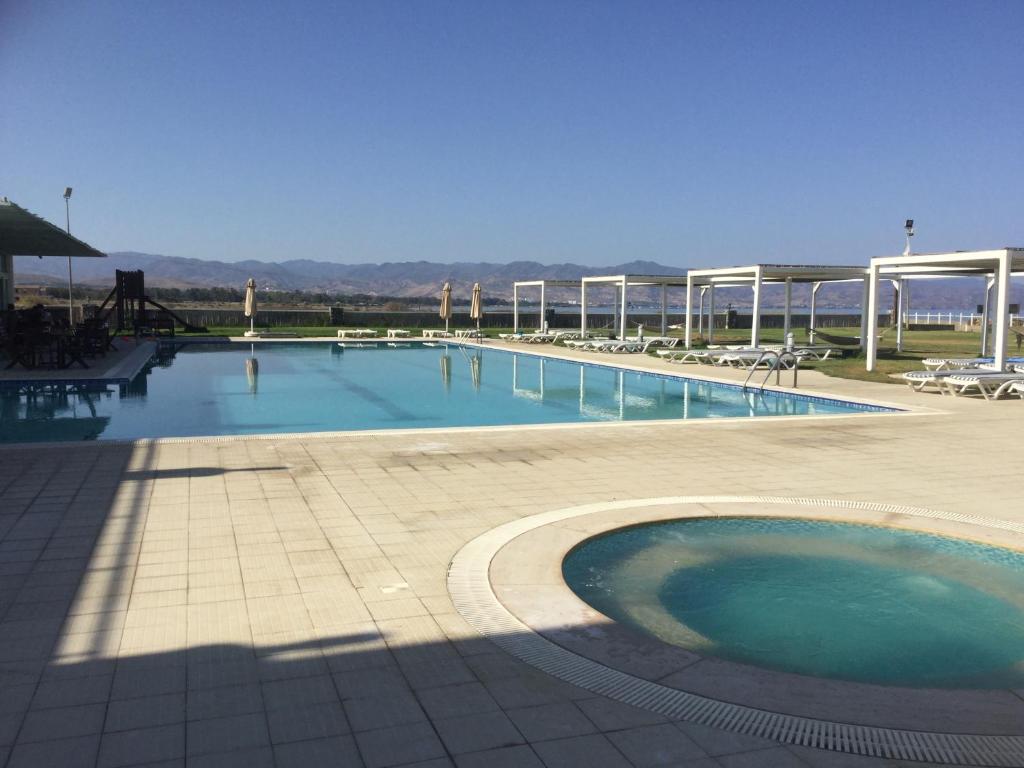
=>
[448,496,1024,767]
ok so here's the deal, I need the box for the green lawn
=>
[179,324,1002,385]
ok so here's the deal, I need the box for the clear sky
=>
[2,0,1022,267]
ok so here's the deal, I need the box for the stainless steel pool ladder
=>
[742,350,799,391]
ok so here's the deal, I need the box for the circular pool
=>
[563,518,1024,688]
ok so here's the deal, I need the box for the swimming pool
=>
[563,518,1024,688]
[0,342,892,443]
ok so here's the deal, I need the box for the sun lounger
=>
[921,357,989,370]
[942,372,1024,400]
[657,349,715,364]
[993,379,1024,399]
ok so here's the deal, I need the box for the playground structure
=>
[92,270,207,335]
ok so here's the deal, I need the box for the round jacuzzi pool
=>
[562,518,1024,688]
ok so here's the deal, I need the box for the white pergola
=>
[683,265,868,349]
[866,249,1024,371]
[511,279,582,333]
[579,274,688,338]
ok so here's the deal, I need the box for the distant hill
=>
[14,252,1020,309]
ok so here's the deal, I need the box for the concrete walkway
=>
[0,348,1021,768]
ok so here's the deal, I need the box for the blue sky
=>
[2,1,1022,267]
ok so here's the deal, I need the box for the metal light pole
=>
[902,219,914,343]
[64,187,74,323]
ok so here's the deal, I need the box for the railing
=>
[742,350,799,391]
[908,312,1020,326]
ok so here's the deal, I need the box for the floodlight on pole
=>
[903,219,914,257]
[64,187,74,322]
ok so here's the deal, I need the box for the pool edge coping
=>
[447,495,1024,767]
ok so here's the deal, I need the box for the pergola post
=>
[697,287,706,335]
[580,280,588,337]
[894,279,905,352]
[707,284,715,345]
[782,277,793,339]
[809,282,821,343]
[994,251,1011,370]
[981,277,994,356]
[866,263,881,371]
[619,277,628,340]
[859,275,870,347]
[684,275,694,349]
[750,268,763,347]
[539,282,547,332]
[513,284,519,334]
[660,283,667,335]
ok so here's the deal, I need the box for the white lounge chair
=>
[993,380,1024,399]
[943,372,1024,400]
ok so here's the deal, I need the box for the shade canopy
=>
[0,198,105,257]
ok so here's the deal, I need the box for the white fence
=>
[907,312,1021,326]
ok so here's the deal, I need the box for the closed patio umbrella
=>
[470,282,483,332]
[439,282,453,334]
[244,278,257,337]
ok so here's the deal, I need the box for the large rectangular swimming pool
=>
[0,342,895,443]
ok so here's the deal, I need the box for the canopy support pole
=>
[750,267,763,348]
[809,282,821,343]
[894,279,905,352]
[697,287,706,336]
[782,277,793,339]
[859,276,870,348]
[660,283,667,335]
[619,277,628,340]
[994,251,1011,371]
[684,276,694,349]
[512,284,519,334]
[707,285,715,345]
[539,282,547,333]
[866,263,881,371]
[580,281,588,337]
[981,276,994,356]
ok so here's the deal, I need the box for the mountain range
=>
[14,252,1019,309]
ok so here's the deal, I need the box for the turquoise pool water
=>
[0,342,889,443]
[563,518,1024,688]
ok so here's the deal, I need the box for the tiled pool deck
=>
[1,341,1021,768]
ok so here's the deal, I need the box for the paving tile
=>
[267,701,350,744]
[433,710,526,755]
[261,674,339,711]
[111,664,186,700]
[505,702,597,742]
[533,734,632,768]
[455,745,545,768]
[186,712,269,756]
[606,723,708,766]
[7,734,100,768]
[344,691,427,732]
[788,746,895,766]
[675,721,779,757]
[355,721,447,768]
[104,693,185,732]
[575,697,669,731]
[717,747,809,767]
[273,735,365,768]
[188,745,274,768]
[187,684,264,721]
[97,723,185,768]
[17,703,106,743]
[416,682,501,721]
[32,674,113,709]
